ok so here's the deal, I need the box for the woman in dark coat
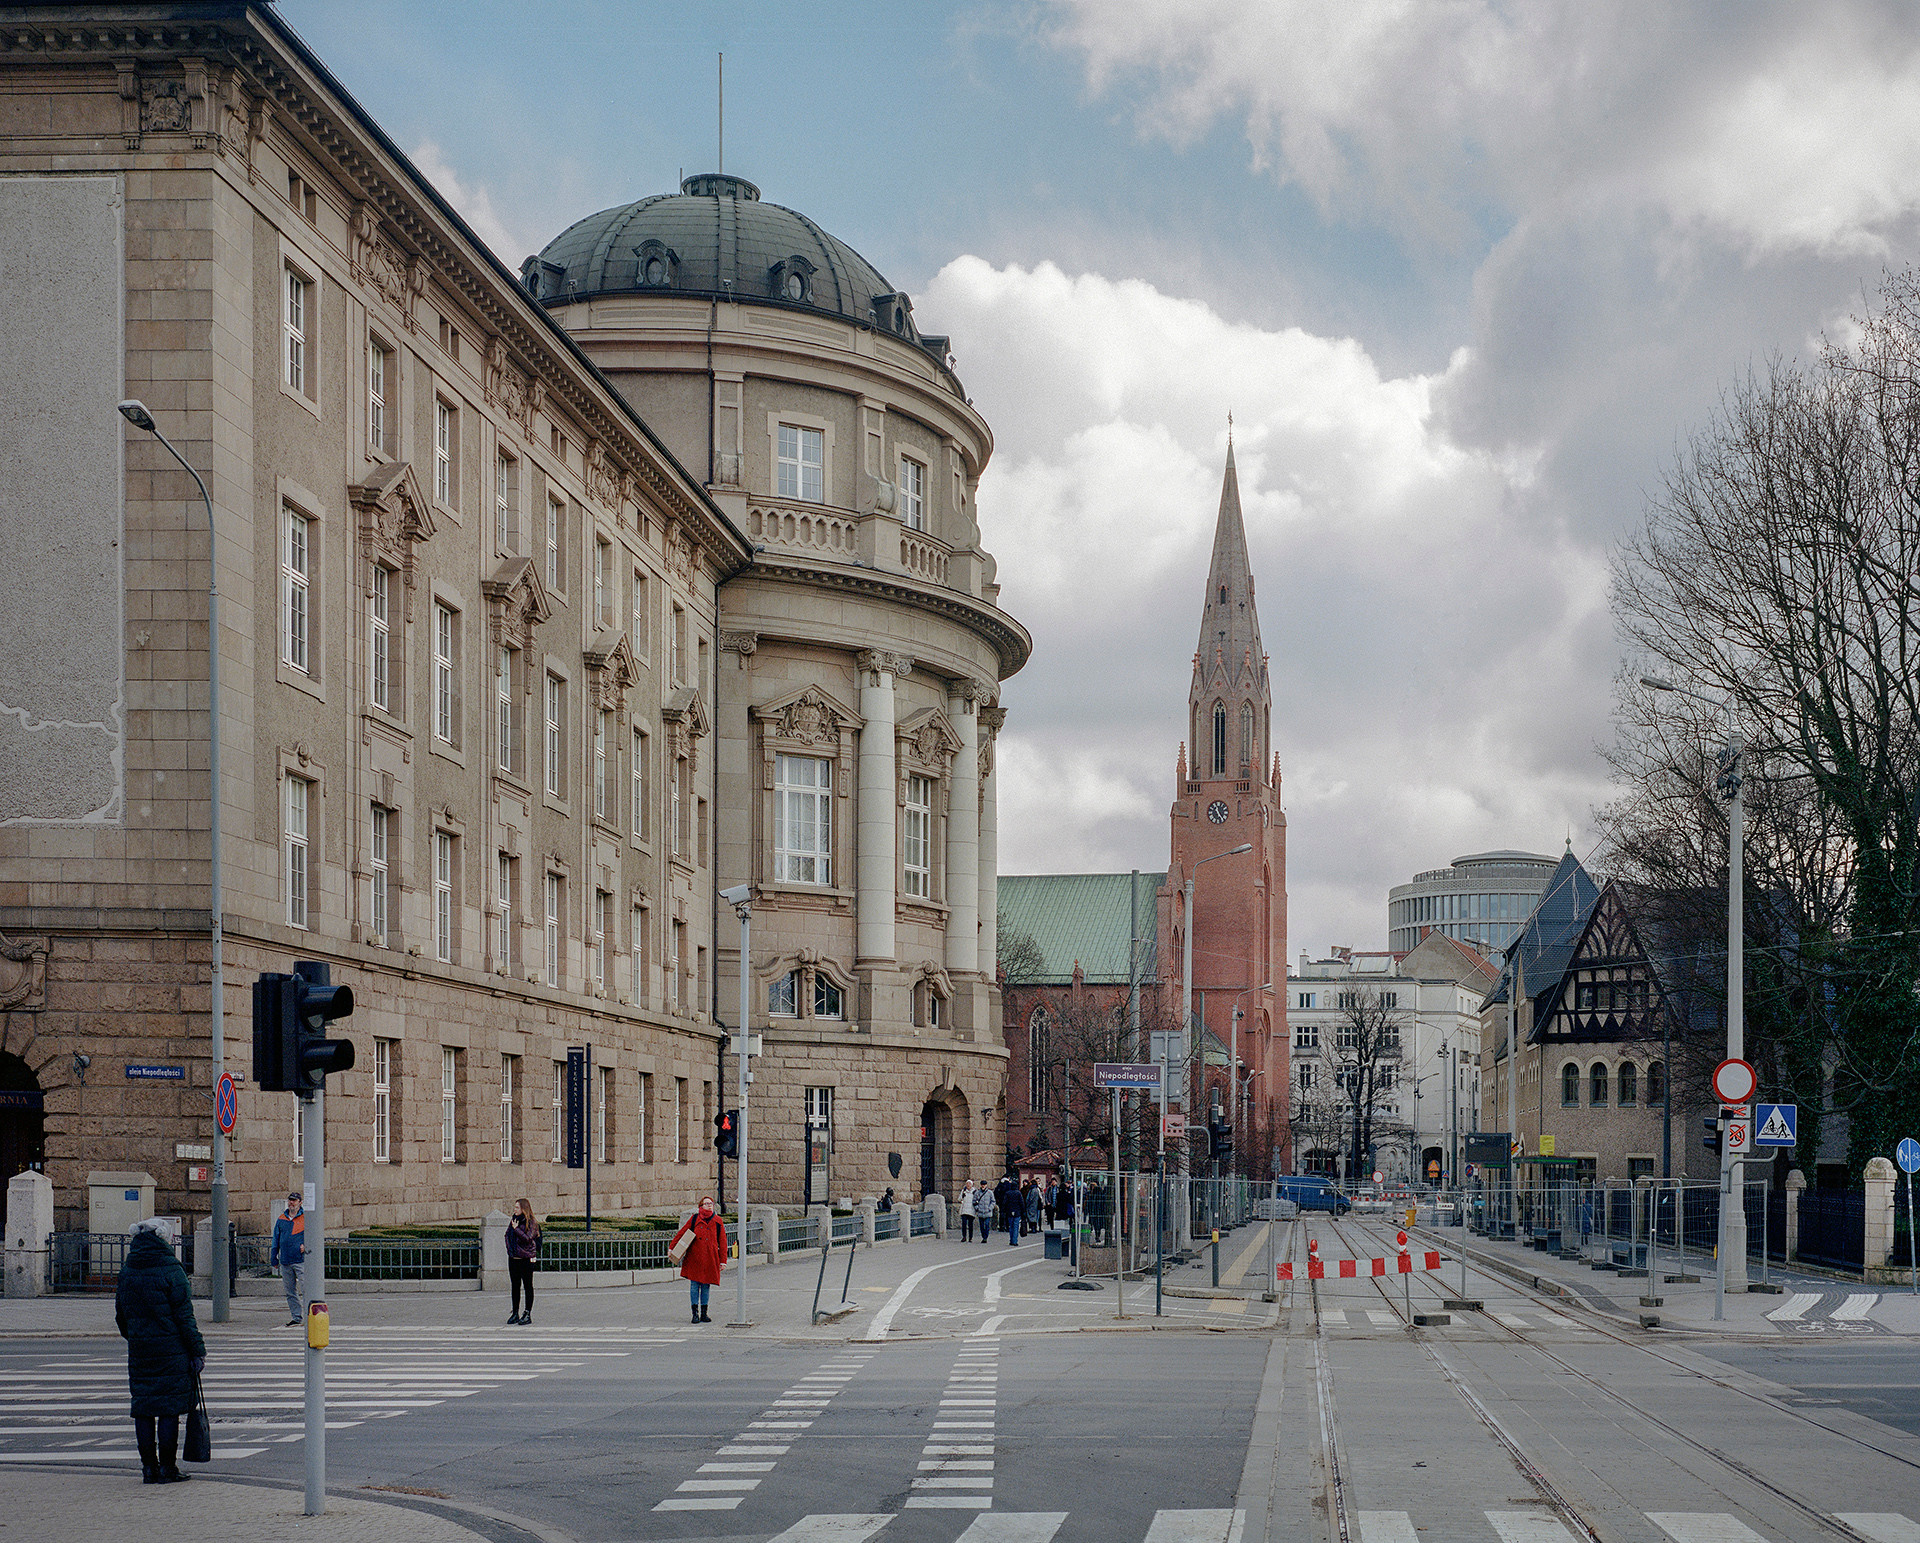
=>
[115,1218,205,1483]
[671,1197,727,1324]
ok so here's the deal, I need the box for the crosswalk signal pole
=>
[723,884,753,1328]
[301,1085,325,1514]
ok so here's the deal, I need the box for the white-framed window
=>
[1297,992,1316,1011]
[373,1038,391,1162]
[434,398,456,506]
[671,604,685,684]
[593,888,610,992]
[368,339,388,452]
[433,830,454,963]
[900,456,925,531]
[594,1062,609,1163]
[433,602,457,744]
[369,564,391,711]
[670,919,684,1011]
[441,1046,458,1162]
[1298,1063,1314,1092]
[632,567,649,658]
[370,804,389,942]
[674,1076,688,1163]
[777,422,824,502]
[769,970,797,1017]
[501,1053,518,1164]
[806,1085,833,1130]
[903,774,932,898]
[284,265,308,393]
[631,727,649,839]
[282,507,309,673]
[670,759,683,859]
[495,451,515,552]
[496,646,515,772]
[552,1060,566,1163]
[814,974,844,1020]
[544,872,561,987]
[773,753,832,884]
[496,852,515,966]
[284,774,309,929]
[594,537,613,626]
[545,494,563,591]
[632,902,649,1006]
[544,673,564,796]
[1295,1021,1319,1050]
[593,709,610,819]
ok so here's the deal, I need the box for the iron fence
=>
[909,1207,934,1238]
[537,1231,671,1272]
[829,1212,861,1245]
[1797,1188,1865,1272]
[779,1215,819,1252]
[875,1209,901,1241]
[326,1237,479,1281]
[47,1232,139,1292]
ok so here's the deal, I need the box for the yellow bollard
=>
[306,1300,329,1349]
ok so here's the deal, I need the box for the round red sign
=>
[1711,1058,1757,1105]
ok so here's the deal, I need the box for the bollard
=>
[1211,1230,1220,1287]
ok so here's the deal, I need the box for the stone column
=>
[4,1171,53,1299]
[1784,1169,1805,1262]
[945,680,981,975]
[978,705,1004,980]
[928,1194,947,1239]
[856,651,908,966]
[480,1209,509,1292]
[753,1204,782,1260]
[1864,1157,1896,1271]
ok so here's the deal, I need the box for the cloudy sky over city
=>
[285,0,1920,957]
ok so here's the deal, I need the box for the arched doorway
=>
[0,1052,45,1238]
[919,1088,971,1201]
[920,1101,941,1201]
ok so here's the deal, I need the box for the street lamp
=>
[1229,980,1271,1179]
[1178,842,1253,1161]
[119,400,227,1325]
[719,882,753,1327]
[1641,673,1747,1310]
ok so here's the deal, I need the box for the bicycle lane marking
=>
[861,1255,987,1341]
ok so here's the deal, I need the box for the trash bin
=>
[1043,1228,1067,1260]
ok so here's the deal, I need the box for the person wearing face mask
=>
[672,1196,727,1324]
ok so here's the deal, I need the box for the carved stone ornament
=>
[897,707,963,774]
[0,934,49,1012]
[486,338,534,438]
[352,204,418,326]
[776,693,835,746]
[661,686,712,770]
[664,521,696,582]
[855,650,915,680]
[720,631,758,667]
[583,631,639,714]
[481,556,554,655]
[140,75,190,133]
[349,462,437,622]
[586,439,621,510]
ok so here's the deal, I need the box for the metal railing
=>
[779,1215,819,1252]
[47,1232,139,1292]
[536,1231,671,1272]
[829,1212,861,1245]
[326,1237,479,1281]
[875,1209,901,1241]
[909,1207,934,1237]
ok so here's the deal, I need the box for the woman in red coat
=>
[673,1197,727,1324]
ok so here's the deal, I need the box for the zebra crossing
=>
[0,1327,657,1464]
[1765,1292,1882,1329]
[750,1513,1244,1543]
[906,1337,998,1510]
[1317,1308,1576,1332]
[1351,1511,1920,1542]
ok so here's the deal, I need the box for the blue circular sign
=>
[1897,1136,1920,1174]
[216,1072,237,1136]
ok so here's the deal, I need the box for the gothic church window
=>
[1240,703,1254,767]
[1212,701,1227,776]
[1029,1009,1052,1111]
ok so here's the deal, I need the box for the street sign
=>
[1712,1057,1758,1105]
[1372,1170,1383,1184]
[1754,1102,1797,1148]
[126,1064,185,1081]
[1464,1133,1508,1166]
[1093,1062,1162,1089]
[1510,1137,1524,1159]
[215,1072,237,1135]
[1725,1104,1752,1154]
[1163,1113,1187,1140]
[565,1047,587,1170]
[1897,1136,1920,1174]
[1538,1135,1556,1156]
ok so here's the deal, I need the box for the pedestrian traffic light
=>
[252,961,355,1092]
[1208,1119,1233,1162]
[714,1108,739,1158]
[1702,1110,1725,1154]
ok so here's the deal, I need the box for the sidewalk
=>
[1,1472,505,1543]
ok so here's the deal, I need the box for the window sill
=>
[429,737,467,769]
[542,790,570,817]
[493,768,531,797]
[434,498,462,525]
[277,660,325,704]
[281,379,322,421]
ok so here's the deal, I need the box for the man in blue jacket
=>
[269,1193,305,1327]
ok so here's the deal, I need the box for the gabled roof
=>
[1528,881,1679,1046]
[1399,930,1500,991]
[997,873,1165,986]
[1482,849,1601,1010]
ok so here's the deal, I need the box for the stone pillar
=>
[480,1208,509,1292]
[807,1203,830,1250]
[945,680,980,976]
[5,1171,53,1299]
[928,1194,947,1239]
[754,1205,782,1260]
[1864,1157,1896,1270]
[858,1199,877,1245]
[192,1216,213,1298]
[978,706,1004,980]
[856,651,906,966]
[1784,1169,1805,1261]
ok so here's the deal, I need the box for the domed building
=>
[527,175,1030,1204]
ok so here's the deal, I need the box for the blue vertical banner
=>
[565,1046,586,1170]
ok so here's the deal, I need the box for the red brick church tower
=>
[1158,443,1289,1173]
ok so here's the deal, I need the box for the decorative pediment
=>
[485,337,534,438]
[754,684,862,748]
[916,960,954,999]
[350,462,436,619]
[661,686,711,768]
[583,631,638,713]
[897,707,963,775]
[481,556,553,654]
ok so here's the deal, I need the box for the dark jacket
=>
[115,1230,205,1418]
[506,1215,541,1261]
[994,1178,1020,1219]
[270,1207,305,1267]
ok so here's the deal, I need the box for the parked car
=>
[1275,1176,1352,1215]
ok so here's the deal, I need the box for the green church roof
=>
[996,873,1165,986]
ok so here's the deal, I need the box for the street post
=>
[722,884,753,1327]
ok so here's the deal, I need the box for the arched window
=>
[1240,703,1254,767]
[1618,1062,1637,1106]
[1029,1010,1052,1112]
[1646,1060,1665,1105]
[1561,1063,1580,1107]
[1589,1062,1609,1107]
[1219,584,1228,604]
[1211,701,1227,776]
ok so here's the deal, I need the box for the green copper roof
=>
[996,873,1165,986]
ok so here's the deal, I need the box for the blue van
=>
[1275,1176,1351,1215]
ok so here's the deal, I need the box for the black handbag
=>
[183,1372,211,1463]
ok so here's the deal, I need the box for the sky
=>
[281,0,1920,959]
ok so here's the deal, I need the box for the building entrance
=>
[0,1052,45,1239]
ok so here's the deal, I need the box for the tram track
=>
[1302,1211,1901,1543]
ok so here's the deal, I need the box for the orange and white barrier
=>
[1275,1231,1441,1281]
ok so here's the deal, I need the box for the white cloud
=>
[409,139,533,266]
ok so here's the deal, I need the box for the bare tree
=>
[996,910,1044,986]
[1612,268,1920,1171]
[1327,990,1410,1181]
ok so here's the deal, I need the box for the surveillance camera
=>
[719,883,751,906]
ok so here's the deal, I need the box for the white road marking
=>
[972,1318,1007,1335]
[985,1257,1048,1304]
[920,1460,996,1471]
[1834,1517,1920,1543]
[699,1462,776,1472]
[1766,1293,1819,1322]
[654,1497,741,1511]
[1495,1313,1529,1328]
[1831,1294,1878,1321]
[914,1477,997,1489]
[1647,1514,1771,1542]
[1358,1513,1420,1542]
[1319,1310,1347,1326]
[1142,1508,1246,1543]
[865,1254,983,1339]
[675,1478,762,1492]
[905,1496,995,1509]
[1486,1512,1579,1542]
[1366,1311,1401,1328]
[950,1514,1067,1543]
[763,1519,895,1543]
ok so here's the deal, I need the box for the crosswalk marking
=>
[1141,1508,1245,1543]
[1359,1512,1420,1542]
[1767,1292,1820,1321]
[1836,1518,1920,1543]
[1486,1512,1578,1542]
[1321,1310,1348,1326]
[764,1519,893,1543]
[1831,1293,1878,1321]
[1647,1514,1770,1542]
[1494,1312,1529,1328]
[952,1514,1067,1543]
[1366,1310,1400,1328]
[906,1496,996,1510]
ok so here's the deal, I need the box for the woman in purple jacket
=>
[506,1199,540,1325]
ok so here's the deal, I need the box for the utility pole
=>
[721,884,752,1327]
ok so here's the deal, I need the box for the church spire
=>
[1189,443,1272,782]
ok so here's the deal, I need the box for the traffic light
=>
[714,1108,740,1158]
[1208,1118,1233,1163]
[252,961,355,1092]
[1702,1108,1729,1154]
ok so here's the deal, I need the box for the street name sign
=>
[126,1064,185,1081]
[565,1046,587,1170]
[1754,1103,1797,1148]
[1093,1062,1162,1089]
[1897,1136,1920,1174]
[1712,1057,1757,1105]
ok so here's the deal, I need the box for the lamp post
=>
[1641,674,1747,1304]
[1174,842,1252,1257]
[1229,980,1271,1181]
[720,883,753,1327]
[119,401,227,1324]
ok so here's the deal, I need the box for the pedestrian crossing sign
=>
[1754,1102,1797,1148]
